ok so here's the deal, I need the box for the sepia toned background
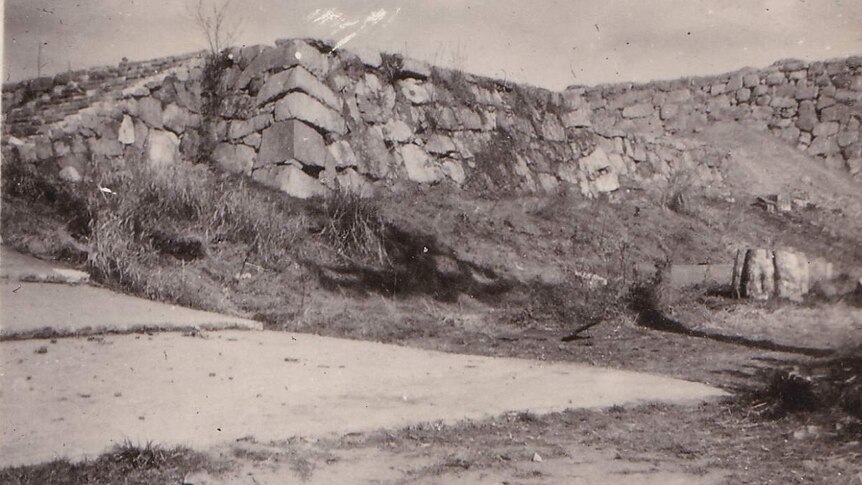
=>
[3,0,862,88]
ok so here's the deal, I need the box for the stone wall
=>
[2,39,860,198]
[563,56,862,180]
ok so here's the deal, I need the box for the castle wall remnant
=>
[2,39,860,199]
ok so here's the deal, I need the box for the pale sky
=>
[3,0,862,90]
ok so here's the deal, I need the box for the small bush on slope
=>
[321,189,389,266]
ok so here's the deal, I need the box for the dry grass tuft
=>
[321,189,389,266]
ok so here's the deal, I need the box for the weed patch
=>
[431,67,476,107]
[86,162,307,295]
[0,441,216,485]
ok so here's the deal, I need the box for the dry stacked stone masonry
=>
[2,38,861,197]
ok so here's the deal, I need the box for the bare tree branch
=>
[188,0,243,55]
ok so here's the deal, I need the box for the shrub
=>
[193,51,234,164]
[431,67,476,107]
[379,53,404,85]
[321,189,389,266]
[463,129,521,195]
[661,168,695,214]
[507,278,623,331]
[1,158,92,238]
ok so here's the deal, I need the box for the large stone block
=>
[732,248,811,301]
[541,115,567,142]
[398,79,433,104]
[622,103,654,119]
[335,168,375,198]
[256,66,340,110]
[398,144,444,183]
[327,140,358,168]
[813,121,840,138]
[742,249,775,300]
[147,129,180,168]
[381,119,414,143]
[118,115,136,145]
[592,172,620,193]
[441,159,466,185]
[774,250,809,301]
[577,146,611,175]
[257,120,328,167]
[235,40,329,89]
[355,75,396,123]
[275,92,346,135]
[425,134,457,155]
[252,164,328,199]
[561,107,592,128]
[162,104,191,134]
[347,46,383,68]
[228,114,273,140]
[133,120,149,149]
[212,143,256,175]
[58,166,82,183]
[350,126,394,179]
[138,97,163,128]
[742,74,760,88]
[455,107,483,131]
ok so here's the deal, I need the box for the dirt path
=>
[0,329,726,467]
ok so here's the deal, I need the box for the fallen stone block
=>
[731,248,812,301]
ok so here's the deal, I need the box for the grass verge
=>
[0,441,218,485]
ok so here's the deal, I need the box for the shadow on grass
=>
[629,286,833,358]
[311,226,513,303]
